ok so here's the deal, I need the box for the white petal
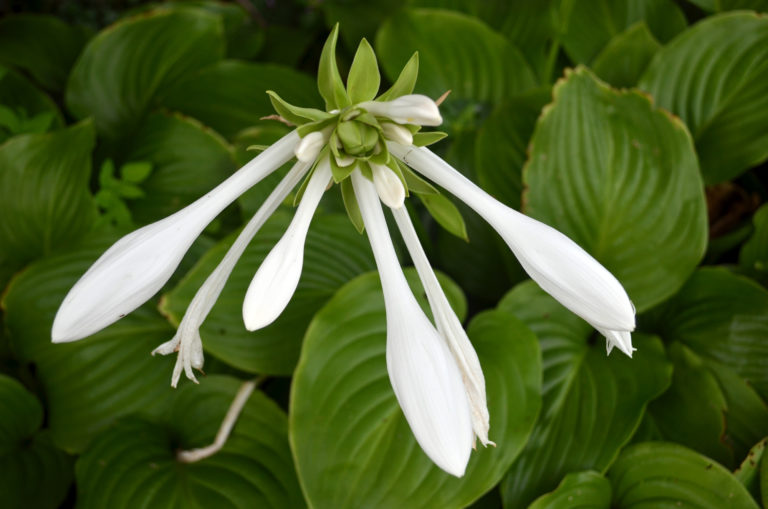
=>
[335,153,355,167]
[152,161,310,386]
[242,158,332,331]
[371,163,405,209]
[359,94,442,126]
[52,131,300,343]
[352,170,473,477]
[381,122,413,145]
[598,327,634,358]
[389,143,635,333]
[392,206,492,447]
[295,130,327,163]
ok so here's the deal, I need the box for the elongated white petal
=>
[242,158,332,331]
[381,122,413,145]
[389,144,635,335]
[152,161,310,386]
[371,163,405,209]
[295,130,327,163]
[52,131,300,343]
[359,94,442,126]
[392,206,492,447]
[599,327,634,357]
[352,170,473,477]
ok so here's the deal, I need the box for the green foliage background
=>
[1,0,767,507]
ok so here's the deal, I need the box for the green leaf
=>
[592,22,661,88]
[317,24,350,111]
[66,8,224,138]
[687,0,768,12]
[0,375,73,509]
[291,270,541,508]
[647,342,731,465]
[524,67,707,312]
[608,442,759,508]
[377,52,418,101]
[499,0,558,83]
[528,471,611,509]
[734,438,766,499]
[0,65,63,134]
[160,61,322,138]
[0,14,88,92]
[376,9,537,105]
[0,121,97,264]
[161,213,376,375]
[497,281,672,508]
[399,161,437,195]
[120,112,236,224]
[341,178,365,233]
[638,12,768,183]
[266,91,330,127]
[76,376,304,508]
[559,0,686,64]
[418,192,468,241]
[120,161,153,183]
[740,204,768,285]
[475,90,549,209]
[1,234,178,452]
[321,0,407,50]
[412,131,447,147]
[347,38,381,104]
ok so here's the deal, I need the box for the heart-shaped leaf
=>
[291,270,541,508]
[592,22,661,88]
[161,213,376,375]
[528,471,611,509]
[497,281,672,508]
[638,12,768,183]
[76,375,305,508]
[0,374,73,509]
[523,67,707,312]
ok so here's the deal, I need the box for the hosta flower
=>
[52,26,635,477]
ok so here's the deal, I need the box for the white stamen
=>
[242,158,332,331]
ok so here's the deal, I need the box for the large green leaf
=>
[528,471,611,509]
[608,442,759,508]
[523,67,707,312]
[0,121,97,264]
[160,60,319,139]
[161,213,376,375]
[475,90,549,210]
[66,8,224,138]
[740,204,768,285]
[497,281,672,508]
[638,12,768,183]
[375,9,537,105]
[0,65,63,142]
[591,22,661,88]
[558,0,686,64]
[76,375,305,508]
[1,234,178,452]
[686,0,768,12]
[0,375,73,509]
[291,271,541,508]
[646,342,731,465]
[0,14,88,92]
[122,111,236,224]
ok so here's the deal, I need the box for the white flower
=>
[359,94,443,126]
[381,122,413,146]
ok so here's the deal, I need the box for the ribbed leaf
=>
[76,376,304,508]
[0,14,88,91]
[291,271,541,508]
[528,471,611,509]
[592,22,661,88]
[639,12,768,183]
[0,121,96,264]
[160,60,319,138]
[608,442,759,508]
[524,67,707,312]
[122,111,236,224]
[0,65,63,141]
[740,204,768,285]
[376,9,537,105]
[161,213,376,375]
[0,375,73,509]
[66,8,224,138]
[1,234,178,452]
[497,281,672,508]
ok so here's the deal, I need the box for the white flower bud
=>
[359,94,443,126]
[381,122,413,145]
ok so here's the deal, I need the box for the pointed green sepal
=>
[419,192,468,241]
[377,52,419,101]
[267,91,331,125]
[347,38,381,104]
[399,161,438,195]
[330,156,357,183]
[412,131,447,147]
[341,178,365,233]
[297,116,337,137]
[358,160,373,180]
[368,141,390,165]
[318,24,351,111]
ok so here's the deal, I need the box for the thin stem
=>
[177,376,265,463]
